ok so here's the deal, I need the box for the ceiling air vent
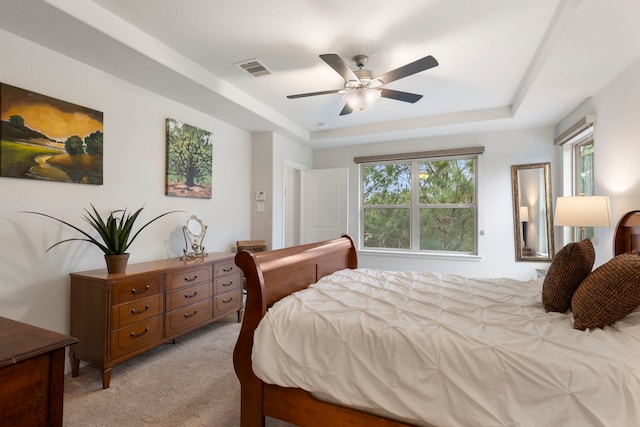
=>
[235,58,272,78]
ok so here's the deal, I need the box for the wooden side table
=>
[0,316,78,427]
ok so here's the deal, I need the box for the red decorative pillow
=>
[541,239,595,313]
[572,251,640,330]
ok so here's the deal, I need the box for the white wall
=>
[313,55,640,278]
[271,133,313,249]
[250,131,313,250]
[4,21,640,338]
[551,57,640,267]
[250,132,273,246]
[0,30,252,334]
[313,127,556,280]
[590,57,640,264]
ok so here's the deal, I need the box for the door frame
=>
[282,160,307,247]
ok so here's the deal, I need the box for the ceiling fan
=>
[287,53,438,115]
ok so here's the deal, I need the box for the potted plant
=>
[24,204,181,274]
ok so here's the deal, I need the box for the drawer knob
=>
[184,275,198,282]
[184,291,198,299]
[222,281,234,287]
[131,284,151,295]
[130,327,149,338]
[222,297,234,304]
[184,309,198,318]
[222,266,234,272]
[131,304,150,315]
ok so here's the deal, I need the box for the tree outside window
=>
[575,138,595,239]
[361,156,477,253]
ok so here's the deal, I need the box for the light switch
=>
[256,201,265,213]
[255,191,266,201]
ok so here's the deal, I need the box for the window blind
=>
[353,146,485,164]
[554,115,596,145]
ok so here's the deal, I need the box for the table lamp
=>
[553,195,611,240]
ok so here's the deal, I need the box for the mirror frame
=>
[511,162,554,262]
[182,215,208,260]
[186,216,205,237]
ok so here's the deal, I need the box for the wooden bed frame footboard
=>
[233,235,415,427]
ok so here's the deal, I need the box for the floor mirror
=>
[511,162,554,262]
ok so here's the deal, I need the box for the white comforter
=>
[252,269,640,426]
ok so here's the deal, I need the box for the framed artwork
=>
[165,118,213,199]
[0,83,103,184]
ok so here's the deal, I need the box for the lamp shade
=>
[519,206,529,222]
[554,196,611,227]
[343,88,381,112]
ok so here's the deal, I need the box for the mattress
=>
[252,268,640,426]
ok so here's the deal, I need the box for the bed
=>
[233,213,640,427]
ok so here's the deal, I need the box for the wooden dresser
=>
[0,316,78,427]
[69,252,242,389]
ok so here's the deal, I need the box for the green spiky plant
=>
[24,204,180,255]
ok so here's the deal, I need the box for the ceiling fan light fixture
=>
[343,88,381,112]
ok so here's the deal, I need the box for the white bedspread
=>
[252,269,640,426]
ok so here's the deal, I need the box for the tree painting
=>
[0,83,104,184]
[165,118,213,199]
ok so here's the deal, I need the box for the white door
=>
[303,168,349,243]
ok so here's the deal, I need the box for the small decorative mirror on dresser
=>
[182,215,207,259]
[511,162,554,262]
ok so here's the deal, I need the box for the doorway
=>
[283,161,304,247]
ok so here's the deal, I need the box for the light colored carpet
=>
[63,314,294,426]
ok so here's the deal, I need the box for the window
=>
[555,115,596,242]
[360,155,478,254]
[574,137,595,239]
[575,138,594,196]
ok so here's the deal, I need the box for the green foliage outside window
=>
[419,207,474,251]
[362,158,477,253]
[576,139,595,240]
[363,208,411,249]
[577,141,594,196]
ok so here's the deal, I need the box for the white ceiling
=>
[2,0,640,148]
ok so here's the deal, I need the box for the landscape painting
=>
[166,118,213,199]
[0,83,104,184]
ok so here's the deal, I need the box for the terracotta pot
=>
[105,253,130,274]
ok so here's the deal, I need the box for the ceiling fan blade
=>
[339,104,353,116]
[380,89,423,103]
[287,89,342,99]
[375,55,438,85]
[320,54,359,82]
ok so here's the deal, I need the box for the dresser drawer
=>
[113,274,163,305]
[111,316,163,359]
[213,272,241,295]
[166,281,210,311]
[214,260,238,278]
[167,266,211,291]
[112,294,163,330]
[213,289,242,317]
[165,299,211,337]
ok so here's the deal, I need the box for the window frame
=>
[358,154,479,255]
[572,135,595,240]
[557,117,595,243]
[573,136,594,197]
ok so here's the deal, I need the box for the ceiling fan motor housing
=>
[353,54,368,67]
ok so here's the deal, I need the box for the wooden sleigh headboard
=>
[614,210,640,255]
[232,235,363,427]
